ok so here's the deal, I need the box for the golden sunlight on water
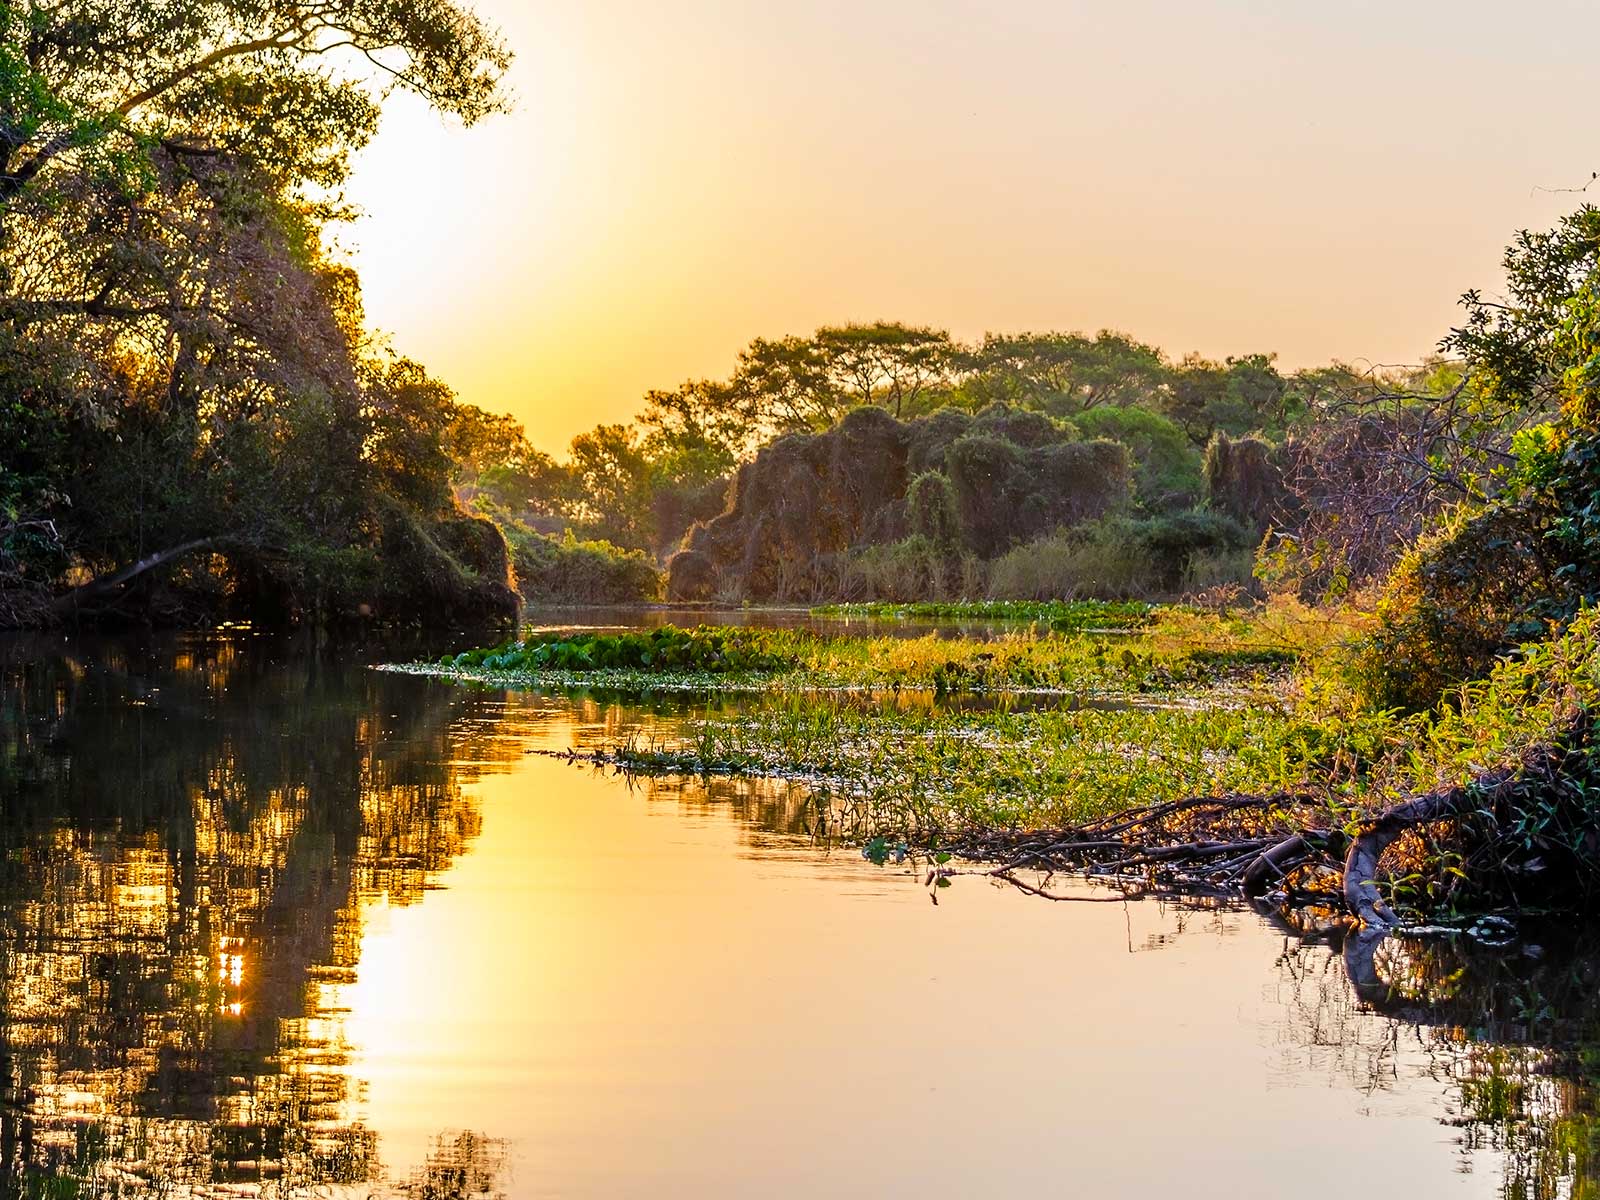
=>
[341,714,1497,1197]
[0,633,1589,1197]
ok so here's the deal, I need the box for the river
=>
[0,626,1594,1197]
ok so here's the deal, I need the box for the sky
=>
[343,0,1600,453]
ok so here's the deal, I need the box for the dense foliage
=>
[1352,207,1600,708]
[457,319,1454,581]
[502,523,661,605]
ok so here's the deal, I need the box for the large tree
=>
[730,322,960,433]
[0,0,513,623]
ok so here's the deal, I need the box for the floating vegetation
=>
[437,625,796,675]
[515,611,1600,924]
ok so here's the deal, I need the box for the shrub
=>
[945,434,1132,556]
[849,534,976,601]
[986,509,1255,600]
[1204,433,1287,532]
[987,525,1152,599]
[1346,504,1561,711]
[506,524,661,604]
[969,402,1072,447]
[1131,509,1255,590]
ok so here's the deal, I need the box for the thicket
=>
[986,511,1255,601]
[1345,207,1600,712]
[461,319,1408,580]
[667,402,1189,601]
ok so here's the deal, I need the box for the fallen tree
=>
[938,710,1599,928]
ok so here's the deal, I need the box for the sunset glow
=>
[348,0,1599,451]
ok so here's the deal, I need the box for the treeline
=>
[0,0,1550,630]
[472,322,1456,604]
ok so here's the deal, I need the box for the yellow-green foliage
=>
[986,511,1256,600]
[1401,609,1600,787]
[848,534,978,602]
[1348,505,1557,711]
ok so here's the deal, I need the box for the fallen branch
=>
[50,537,218,616]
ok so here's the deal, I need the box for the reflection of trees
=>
[1273,923,1600,1199]
[0,633,516,1195]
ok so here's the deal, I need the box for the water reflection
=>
[0,632,509,1195]
[1,632,1599,1197]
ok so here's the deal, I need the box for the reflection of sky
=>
[345,717,1502,1197]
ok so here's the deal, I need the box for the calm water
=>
[2,630,1598,1198]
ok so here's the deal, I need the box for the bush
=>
[945,434,1131,556]
[1346,504,1561,711]
[1131,509,1255,590]
[506,524,662,604]
[1203,433,1287,532]
[987,525,1152,599]
[849,534,977,602]
[986,509,1255,600]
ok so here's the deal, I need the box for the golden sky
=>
[344,0,1597,454]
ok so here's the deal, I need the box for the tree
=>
[0,0,507,209]
[965,330,1168,417]
[811,322,958,418]
[637,378,752,471]
[566,424,653,551]
[1167,353,1292,442]
[730,335,839,433]
[730,322,960,433]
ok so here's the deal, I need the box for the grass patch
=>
[577,691,1397,839]
[572,615,1600,849]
